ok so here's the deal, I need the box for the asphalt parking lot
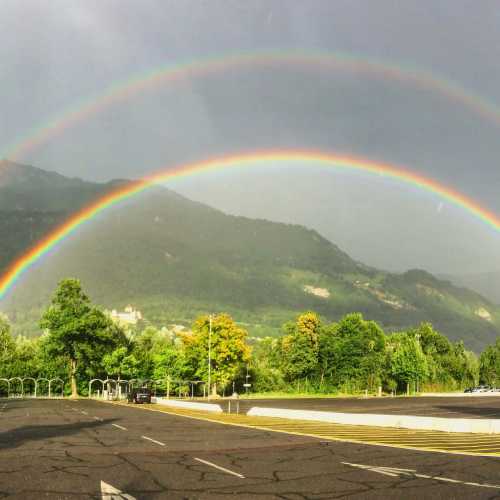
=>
[2,398,500,499]
[221,395,500,419]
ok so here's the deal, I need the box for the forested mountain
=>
[1,160,499,351]
[0,159,119,271]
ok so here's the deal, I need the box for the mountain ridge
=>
[1,161,499,351]
[439,271,500,306]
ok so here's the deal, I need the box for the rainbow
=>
[3,49,500,162]
[1,149,499,301]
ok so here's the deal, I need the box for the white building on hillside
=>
[110,305,143,326]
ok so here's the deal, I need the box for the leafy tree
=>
[36,333,69,380]
[327,313,386,391]
[462,349,479,387]
[103,346,140,379]
[280,333,318,382]
[10,336,41,378]
[279,312,321,381]
[416,322,452,357]
[133,326,171,378]
[412,322,452,385]
[389,332,429,391]
[410,323,477,389]
[250,337,286,392]
[480,338,500,386]
[152,345,189,393]
[182,313,251,394]
[318,322,338,385]
[0,314,15,377]
[40,279,125,397]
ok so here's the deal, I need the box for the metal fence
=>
[88,378,206,400]
[0,377,65,398]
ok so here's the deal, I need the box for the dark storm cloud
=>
[1,0,499,273]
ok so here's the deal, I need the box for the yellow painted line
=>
[101,401,500,458]
[316,434,500,446]
[247,426,492,439]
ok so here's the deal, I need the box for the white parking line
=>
[112,423,127,431]
[414,473,500,488]
[194,458,245,478]
[141,435,165,447]
[343,463,500,489]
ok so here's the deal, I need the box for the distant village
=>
[108,305,188,339]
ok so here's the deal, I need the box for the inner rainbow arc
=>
[1,149,499,301]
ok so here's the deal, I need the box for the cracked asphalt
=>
[2,398,500,499]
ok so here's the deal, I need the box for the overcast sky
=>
[1,0,500,274]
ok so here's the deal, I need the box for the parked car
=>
[128,387,152,404]
[466,385,490,393]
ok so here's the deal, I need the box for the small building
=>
[110,305,143,326]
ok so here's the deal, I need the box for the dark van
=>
[128,387,152,404]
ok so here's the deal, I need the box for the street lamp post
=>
[208,314,212,400]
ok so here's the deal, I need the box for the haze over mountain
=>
[440,271,500,307]
[1,161,499,352]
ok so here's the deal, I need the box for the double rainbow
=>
[2,50,500,300]
[1,150,499,301]
[4,49,500,162]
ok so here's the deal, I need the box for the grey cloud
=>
[1,0,499,273]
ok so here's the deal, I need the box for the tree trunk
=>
[70,358,78,398]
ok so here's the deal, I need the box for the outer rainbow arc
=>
[1,149,499,301]
[4,49,500,162]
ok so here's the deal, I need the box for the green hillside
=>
[1,161,499,351]
[0,160,121,272]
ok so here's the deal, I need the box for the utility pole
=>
[208,314,212,400]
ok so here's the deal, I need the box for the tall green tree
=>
[102,346,140,380]
[480,338,500,386]
[389,332,429,391]
[279,312,321,382]
[10,336,40,379]
[318,322,338,386]
[134,326,170,378]
[327,313,386,391]
[183,313,251,394]
[251,337,286,392]
[40,279,125,397]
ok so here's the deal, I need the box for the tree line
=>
[1,278,500,397]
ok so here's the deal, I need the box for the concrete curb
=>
[247,407,500,434]
[154,397,223,413]
[422,392,500,397]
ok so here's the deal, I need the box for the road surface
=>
[219,395,500,419]
[1,398,500,499]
